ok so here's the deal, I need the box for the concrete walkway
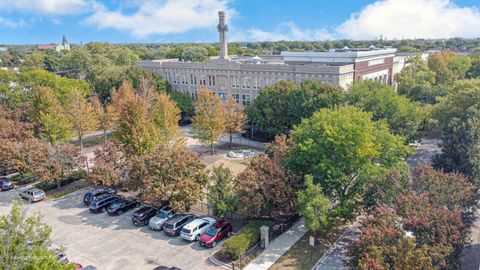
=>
[243,219,307,270]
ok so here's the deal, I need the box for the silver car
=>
[148,206,175,230]
[19,188,46,202]
[180,217,216,241]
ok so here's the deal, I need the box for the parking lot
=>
[0,188,224,270]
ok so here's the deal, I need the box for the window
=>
[242,94,251,106]
[194,76,197,85]
[232,94,240,103]
[232,77,236,88]
[208,75,216,86]
[219,92,226,101]
[190,74,194,84]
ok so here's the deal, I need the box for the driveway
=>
[0,188,222,270]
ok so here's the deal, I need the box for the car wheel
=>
[118,210,123,215]
[195,235,200,241]
[212,241,217,248]
[227,231,232,237]
[28,198,32,203]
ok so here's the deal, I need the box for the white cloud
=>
[231,22,334,42]
[0,17,25,28]
[85,0,234,37]
[0,0,101,15]
[337,0,480,39]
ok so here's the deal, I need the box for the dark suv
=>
[131,206,158,226]
[83,188,116,205]
[89,194,123,213]
[163,214,196,236]
[0,178,14,191]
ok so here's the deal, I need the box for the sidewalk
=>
[243,219,307,270]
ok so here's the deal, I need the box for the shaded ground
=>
[461,208,480,270]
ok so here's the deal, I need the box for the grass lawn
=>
[269,219,350,270]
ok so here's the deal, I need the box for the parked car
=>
[163,214,196,237]
[81,266,97,270]
[19,188,46,202]
[107,197,141,216]
[54,249,69,264]
[180,217,216,241]
[83,188,116,205]
[153,267,182,270]
[199,220,233,248]
[0,178,14,191]
[131,206,158,226]
[148,206,175,230]
[89,194,123,213]
[227,149,255,159]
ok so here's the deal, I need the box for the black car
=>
[132,206,158,226]
[163,214,196,236]
[89,194,123,213]
[83,188,116,205]
[107,197,141,216]
[0,178,14,191]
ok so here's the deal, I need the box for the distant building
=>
[138,11,411,104]
[37,35,70,52]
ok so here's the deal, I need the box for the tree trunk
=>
[103,128,107,142]
[229,134,233,148]
[56,179,61,190]
[211,142,214,155]
[79,134,84,152]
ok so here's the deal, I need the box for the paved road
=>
[0,188,222,270]
[313,137,442,270]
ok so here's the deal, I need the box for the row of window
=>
[182,90,251,106]
[169,73,216,87]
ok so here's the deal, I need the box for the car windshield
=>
[163,223,174,229]
[110,202,120,208]
[206,227,218,236]
[156,211,169,218]
[182,228,191,234]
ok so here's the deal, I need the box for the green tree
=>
[223,95,246,146]
[297,175,330,236]
[64,88,99,151]
[151,92,185,149]
[31,87,74,144]
[247,80,345,138]
[91,94,118,141]
[0,201,75,270]
[347,80,424,142]
[207,165,238,219]
[395,56,436,103]
[181,46,209,62]
[191,88,225,154]
[23,50,45,69]
[287,106,411,219]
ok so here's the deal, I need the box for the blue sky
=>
[0,0,479,44]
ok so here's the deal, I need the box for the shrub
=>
[222,220,272,261]
[34,169,87,191]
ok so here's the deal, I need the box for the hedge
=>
[34,170,87,191]
[222,220,273,261]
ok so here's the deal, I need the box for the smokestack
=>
[217,11,228,60]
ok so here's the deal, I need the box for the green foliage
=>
[208,165,238,219]
[31,87,74,144]
[348,80,423,142]
[287,106,411,219]
[395,56,437,103]
[222,220,273,261]
[297,175,329,234]
[247,80,345,138]
[0,201,75,270]
[181,46,209,62]
[34,170,86,191]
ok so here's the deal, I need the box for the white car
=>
[180,217,216,241]
[19,188,46,202]
[227,150,255,159]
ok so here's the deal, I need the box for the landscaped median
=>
[212,220,273,268]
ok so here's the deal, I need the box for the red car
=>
[199,220,232,248]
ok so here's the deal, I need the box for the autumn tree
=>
[151,92,185,148]
[129,147,209,212]
[191,88,225,154]
[223,95,246,146]
[207,165,238,219]
[297,175,329,237]
[111,81,159,155]
[64,88,99,151]
[428,50,471,84]
[88,140,127,187]
[287,106,411,219]
[0,201,75,270]
[30,143,83,190]
[91,94,118,141]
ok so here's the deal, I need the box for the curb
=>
[209,249,233,269]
